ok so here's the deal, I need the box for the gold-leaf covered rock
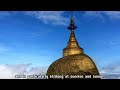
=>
[47,53,99,75]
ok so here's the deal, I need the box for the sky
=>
[0,11,120,79]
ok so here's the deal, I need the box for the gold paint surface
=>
[63,31,83,57]
[47,54,99,75]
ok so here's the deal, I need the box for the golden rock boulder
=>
[47,53,99,75]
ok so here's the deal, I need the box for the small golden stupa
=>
[47,16,99,77]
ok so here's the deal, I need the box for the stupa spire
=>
[68,17,77,43]
[68,16,77,31]
[63,16,84,57]
[47,12,99,77]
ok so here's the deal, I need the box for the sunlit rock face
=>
[47,53,99,76]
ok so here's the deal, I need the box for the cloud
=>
[24,11,69,25]
[1,11,120,25]
[102,40,120,50]
[109,41,120,47]
[100,73,120,79]
[0,11,10,19]
[0,46,9,53]
[99,62,120,79]
[0,63,120,79]
[100,63,120,74]
[103,11,120,19]
[84,11,120,21]
[0,44,11,53]
[84,11,103,18]
[0,64,48,79]
[0,11,69,25]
